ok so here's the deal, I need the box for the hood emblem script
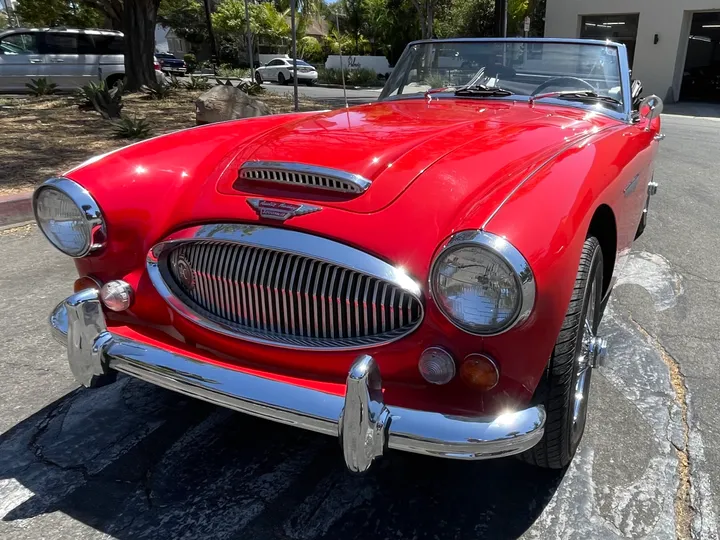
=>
[247,198,321,221]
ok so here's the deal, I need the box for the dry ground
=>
[0,89,328,195]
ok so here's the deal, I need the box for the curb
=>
[0,192,34,227]
[315,83,384,90]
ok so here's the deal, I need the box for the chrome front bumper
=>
[50,289,546,473]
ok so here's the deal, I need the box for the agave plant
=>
[237,81,265,96]
[78,80,123,119]
[167,75,184,90]
[141,83,173,100]
[26,78,58,96]
[111,116,153,139]
[184,75,213,91]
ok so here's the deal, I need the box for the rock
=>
[195,85,271,125]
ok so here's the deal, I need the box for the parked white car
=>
[0,28,165,92]
[254,58,318,86]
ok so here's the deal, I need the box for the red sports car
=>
[35,38,663,473]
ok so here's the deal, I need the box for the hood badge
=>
[247,198,321,221]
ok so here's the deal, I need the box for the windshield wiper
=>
[529,90,622,106]
[454,84,514,97]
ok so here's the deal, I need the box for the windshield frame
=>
[379,38,632,123]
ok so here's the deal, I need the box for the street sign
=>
[524,16,531,33]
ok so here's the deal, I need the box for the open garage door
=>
[681,12,720,102]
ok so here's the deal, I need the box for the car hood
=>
[217,98,616,214]
[67,99,619,282]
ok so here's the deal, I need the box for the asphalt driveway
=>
[0,111,717,540]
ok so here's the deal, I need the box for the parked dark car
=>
[155,52,187,76]
[681,65,720,101]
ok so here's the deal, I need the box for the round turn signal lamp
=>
[418,347,456,385]
[73,275,102,293]
[100,280,134,312]
[460,354,499,391]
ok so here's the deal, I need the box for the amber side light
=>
[460,354,500,391]
[73,276,102,293]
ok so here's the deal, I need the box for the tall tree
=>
[14,0,105,27]
[0,9,8,28]
[340,0,365,53]
[409,0,442,39]
[158,0,208,47]
[434,0,494,38]
[123,0,161,89]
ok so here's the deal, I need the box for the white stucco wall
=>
[545,0,720,102]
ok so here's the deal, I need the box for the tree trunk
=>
[122,0,161,91]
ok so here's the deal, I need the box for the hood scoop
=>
[236,161,371,196]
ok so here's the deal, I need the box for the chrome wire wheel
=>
[571,277,597,446]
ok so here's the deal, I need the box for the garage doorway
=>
[681,12,720,102]
[580,14,640,68]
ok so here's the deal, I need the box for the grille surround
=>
[147,224,424,350]
[238,161,372,195]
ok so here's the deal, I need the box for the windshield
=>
[379,40,625,111]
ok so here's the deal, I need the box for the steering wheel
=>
[531,77,595,96]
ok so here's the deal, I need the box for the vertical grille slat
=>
[163,240,423,349]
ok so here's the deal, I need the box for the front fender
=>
[482,124,653,394]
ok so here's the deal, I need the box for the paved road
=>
[0,112,718,539]
[259,82,381,106]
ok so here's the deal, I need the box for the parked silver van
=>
[0,27,164,92]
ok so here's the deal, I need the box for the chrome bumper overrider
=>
[50,289,546,473]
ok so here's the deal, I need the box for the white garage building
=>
[545,0,720,103]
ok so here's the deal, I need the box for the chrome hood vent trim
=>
[238,161,371,195]
[147,224,424,350]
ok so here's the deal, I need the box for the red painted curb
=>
[0,192,34,227]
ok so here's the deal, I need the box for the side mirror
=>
[639,95,663,123]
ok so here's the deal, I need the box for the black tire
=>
[278,72,287,85]
[305,79,315,86]
[520,236,604,469]
[106,74,125,89]
[255,72,263,85]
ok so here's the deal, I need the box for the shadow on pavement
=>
[663,101,720,119]
[0,376,565,539]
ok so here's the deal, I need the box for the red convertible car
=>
[36,38,663,473]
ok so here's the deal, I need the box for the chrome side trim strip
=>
[240,161,372,194]
[51,291,546,473]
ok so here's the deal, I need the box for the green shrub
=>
[347,68,378,86]
[184,53,197,73]
[423,73,448,90]
[317,67,378,87]
[185,75,213,91]
[112,116,153,139]
[217,65,250,78]
[79,80,123,119]
[141,83,173,99]
[26,78,57,96]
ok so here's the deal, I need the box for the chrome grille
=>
[239,161,371,195]
[162,240,423,349]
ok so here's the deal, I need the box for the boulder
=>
[195,84,271,125]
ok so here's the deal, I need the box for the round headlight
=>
[430,231,535,335]
[33,178,105,257]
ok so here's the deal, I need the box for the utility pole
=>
[244,0,253,80]
[290,0,298,111]
[202,0,219,74]
[494,0,507,37]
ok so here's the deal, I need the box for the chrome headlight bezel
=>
[429,231,535,336]
[32,177,106,258]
